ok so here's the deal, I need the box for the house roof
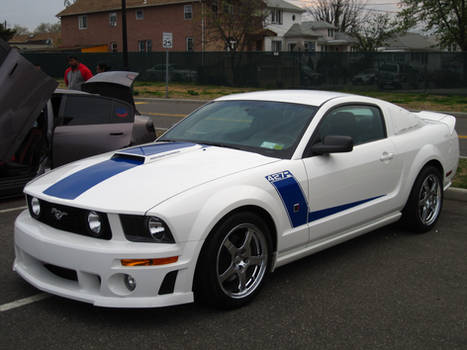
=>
[57,0,196,17]
[9,32,61,44]
[284,23,320,38]
[264,0,305,13]
[304,21,336,30]
[382,32,438,51]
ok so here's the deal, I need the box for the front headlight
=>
[87,211,102,235]
[120,215,175,243]
[30,197,41,218]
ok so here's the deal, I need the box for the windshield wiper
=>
[200,141,245,151]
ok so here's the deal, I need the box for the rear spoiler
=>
[415,111,456,135]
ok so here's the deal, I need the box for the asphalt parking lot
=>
[1,197,466,349]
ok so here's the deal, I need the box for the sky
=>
[0,0,401,31]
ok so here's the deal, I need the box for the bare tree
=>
[34,22,61,34]
[398,0,467,51]
[350,13,400,51]
[12,25,30,36]
[307,0,368,33]
[202,0,269,52]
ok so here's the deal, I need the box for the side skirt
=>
[272,211,402,270]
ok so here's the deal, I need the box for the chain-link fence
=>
[23,51,467,91]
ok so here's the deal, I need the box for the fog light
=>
[87,211,102,235]
[124,274,136,291]
[31,197,41,217]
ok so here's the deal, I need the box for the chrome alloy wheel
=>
[216,223,268,299]
[418,174,441,226]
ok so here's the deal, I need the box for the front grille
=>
[27,195,111,240]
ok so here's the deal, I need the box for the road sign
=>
[162,32,173,49]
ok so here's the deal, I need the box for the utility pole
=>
[121,0,129,69]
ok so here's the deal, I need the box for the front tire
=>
[194,212,272,309]
[402,166,443,233]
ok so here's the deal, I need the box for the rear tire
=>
[194,212,272,309]
[402,166,443,233]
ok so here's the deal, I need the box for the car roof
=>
[215,90,352,107]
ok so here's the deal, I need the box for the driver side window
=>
[317,105,386,146]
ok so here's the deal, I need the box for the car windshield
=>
[159,100,318,158]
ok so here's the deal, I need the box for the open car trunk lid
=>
[81,71,139,108]
[0,39,58,162]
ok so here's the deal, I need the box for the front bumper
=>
[14,210,199,308]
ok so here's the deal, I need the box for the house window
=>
[136,9,144,20]
[292,15,296,21]
[271,40,282,52]
[78,15,87,29]
[224,1,233,14]
[304,41,316,52]
[138,40,152,52]
[184,5,193,19]
[225,38,237,51]
[328,29,334,37]
[271,9,283,24]
[288,43,297,52]
[110,41,118,52]
[109,12,117,27]
[211,0,218,14]
[186,37,194,52]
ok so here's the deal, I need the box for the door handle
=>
[109,132,124,136]
[380,152,394,162]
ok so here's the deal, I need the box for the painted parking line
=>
[0,293,50,312]
[459,135,467,139]
[144,112,187,118]
[0,206,27,214]
[134,101,148,105]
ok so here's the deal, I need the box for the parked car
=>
[352,68,377,85]
[144,64,198,82]
[376,63,421,89]
[14,89,459,309]
[0,41,155,198]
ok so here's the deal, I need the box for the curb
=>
[445,187,467,202]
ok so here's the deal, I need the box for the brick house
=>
[58,0,203,52]
[59,0,332,52]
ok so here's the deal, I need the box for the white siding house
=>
[263,0,305,52]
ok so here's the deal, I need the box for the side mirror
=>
[311,135,353,155]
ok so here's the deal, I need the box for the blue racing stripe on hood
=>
[122,142,196,156]
[43,142,197,200]
[43,158,143,200]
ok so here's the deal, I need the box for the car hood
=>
[25,142,279,214]
[0,40,58,161]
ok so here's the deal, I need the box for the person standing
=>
[64,56,93,90]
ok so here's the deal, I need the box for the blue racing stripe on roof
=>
[122,142,196,156]
[43,157,143,200]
